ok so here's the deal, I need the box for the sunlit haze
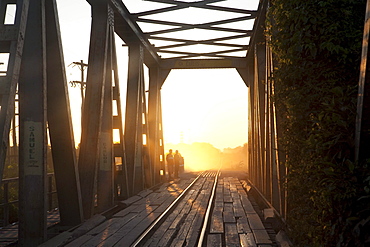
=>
[161,69,248,150]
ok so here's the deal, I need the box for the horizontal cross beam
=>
[160,58,247,69]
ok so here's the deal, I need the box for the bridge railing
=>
[0,173,57,227]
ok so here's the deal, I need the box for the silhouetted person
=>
[174,150,184,178]
[179,155,184,173]
[174,150,182,178]
[166,149,174,179]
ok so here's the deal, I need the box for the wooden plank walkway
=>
[42,171,276,247]
[0,209,60,246]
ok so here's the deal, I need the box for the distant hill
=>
[164,142,248,172]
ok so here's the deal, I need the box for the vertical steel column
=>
[265,76,272,202]
[18,0,47,245]
[111,36,128,200]
[79,1,110,219]
[148,67,160,185]
[125,45,144,196]
[253,45,263,192]
[45,0,83,226]
[141,70,152,188]
[158,93,166,181]
[256,42,267,198]
[148,67,170,185]
[245,57,255,185]
[0,0,28,179]
[97,25,114,213]
[248,60,257,187]
[266,44,281,213]
[355,0,370,162]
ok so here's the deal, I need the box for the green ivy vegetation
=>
[267,0,370,246]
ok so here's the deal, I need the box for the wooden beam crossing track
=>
[39,171,276,247]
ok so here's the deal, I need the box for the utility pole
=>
[70,60,88,110]
[69,60,88,137]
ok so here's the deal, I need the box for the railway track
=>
[45,170,275,246]
[132,170,220,247]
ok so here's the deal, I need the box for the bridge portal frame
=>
[0,0,294,245]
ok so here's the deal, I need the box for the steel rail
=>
[131,171,206,247]
[197,168,221,247]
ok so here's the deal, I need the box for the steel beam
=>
[158,93,166,181]
[236,68,249,87]
[111,34,129,200]
[125,45,145,196]
[0,0,28,180]
[247,58,257,188]
[148,67,169,184]
[78,1,110,219]
[148,67,160,185]
[256,42,267,198]
[45,0,83,226]
[103,0,161,67]
[161,58,247,70]
[97,26,114,213]
[18,0,47,244]
[265,44,280,212]
[139,0,256,16]
[355,0,370,162]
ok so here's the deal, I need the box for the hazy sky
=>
[56,0,254,150]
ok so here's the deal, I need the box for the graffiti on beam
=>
[24,121,43,176]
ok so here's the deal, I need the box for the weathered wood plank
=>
[145,190,197,246]
[115,212,162,246]
[76,213,139,246]
[233,197,245,218]
[150,192,173,206]
[85,212,136,236]
[210,202,224,233]
[224,194,233,203]
[215,186,224,202]
[169,192,197,229]
[137,189,153,198]
[70,215,106,239]
[113,203,142,217]
[38,231,73,247]
[239,233,257,247]
[172,190,207,247]
[210,210,224,234]
[225,223,239,246]
[157,228,177,247]
[253,229,273,245]
[154,192,179,213]
[64,235,92,247]
[223,202,236,223]
[247,213,265,230]
[238,188,248,196]
[237,216,252,234]
[240,196,256,214]
[96,208,159,246]
[119,195,142,206]
[185,189,210,247]
[207,234,222,247]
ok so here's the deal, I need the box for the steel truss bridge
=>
[0,0,369,245]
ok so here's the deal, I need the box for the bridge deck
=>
[42,171,276,247]
[0,210,60,247]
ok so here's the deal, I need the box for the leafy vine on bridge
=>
[268,0,370,246]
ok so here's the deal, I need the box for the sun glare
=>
[161,68,248,171]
